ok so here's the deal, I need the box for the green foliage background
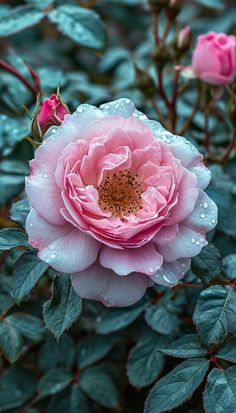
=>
[0,0,236,412]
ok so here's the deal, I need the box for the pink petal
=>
[184,189,218,232]
[71,262,150,307]
[99,243,163,276]
[169,169,198,223]
[26,209,100,273]
[150,258,191,286]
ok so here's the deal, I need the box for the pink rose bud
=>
[177,25,192,50]
[37,94,69,135]
[192,32,236,86]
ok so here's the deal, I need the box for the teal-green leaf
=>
[79,365,119,408]
[193,285,236,347]
[13,252,49,301]
[37,368,72,400]
[145,303,180,335]
[160,334,207,359]
[203,367,236,413]
[78,335,114,369]
[0,5,44,37]
[192,244,221,283]
[0,318,23,362]
[48,5,106,50]
[38,335,75,372]
[0,367,37,412]
[7,313,45,342]
[144,358,209,413]
[70,384,90,413]
[222,254,236,280]
[95,300,144,334]
[43,274,82,339]
[127,331,165,388]
[217,336,236,363]
[10,198,30,227]
[0,228,28,250]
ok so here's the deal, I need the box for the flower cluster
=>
[25,98,217,307]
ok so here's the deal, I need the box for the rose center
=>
[98,169,143,220]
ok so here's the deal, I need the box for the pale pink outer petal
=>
[70,262,150,307]
[26,209,100,273]
[25,175,65,226]
[158,224,207,262]
[99,243,163,276]
[150,258,191,287]
[184,189,218,232]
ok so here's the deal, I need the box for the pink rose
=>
[192,32,236,85]
[177,25,192,50]
[25,99,217,307]
[37,94,69,135]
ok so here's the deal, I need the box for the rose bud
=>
[192,32,236,86]
[25,98,217,308]
[177,25,192,51]
[34,94,69,137]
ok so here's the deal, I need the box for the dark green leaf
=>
[192,244,221,283]
[203,367,236,413]
[78,335,113,369]
[13,252,49,300]
[10,198,30,227]
[144,359,209,413]
[0,319,23,362]
[70,385,90,413]
[193,285,236,347]
[80,365,119,408]
[145,303,180,335]
[160,334,207,359]
[49,5,106,50]
[0,367,37,412]
[222,254,236,280]
[38,335,75,372]
[194,0,224,10]
[95,301,144,334]
[0,5,44,37]
[217,336,236,363]
[43,274,82,339]
[37,368,72,399]
[26,0,54,10]
[0,228,28,250]
[127,331,165,387]
[7,313,45,341]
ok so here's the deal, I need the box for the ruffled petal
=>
[184,189,218,232]
[26,209,100,273]
[158,224,207,262]
[99,242,163,276]
[71,261,150,307]
[150,258,191,287]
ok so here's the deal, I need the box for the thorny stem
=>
[0,59,40,96]
[149,96,168,127]
[210,356,224,372]
[220,129,236,164]
[152,12,159,44]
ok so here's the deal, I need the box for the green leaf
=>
[26,0,54,10]
[70,384,90,413]
[193,285,236,347]
[0,318,23,362]
[203,367,236,412]
[145,303,180,335]
[160,334,207,359]
[217,336,236,363]
[0,5,44,37]
[194,0,224,10]
[43,274,82,339]
[0,367,37,412]
[48,5,106,50]
[7,313,45,341]
[0,228,28,250]
[95,300,144,334]
[80,365,119,408]
[192,244,221,283]
[38,335,75,372]
[127,331,165,388]
[10,198,30,227]
[37,368,72,400]
[78,335,114,369]
[222,254,236,280]
[144,358,209,413]
[13,252,49,301]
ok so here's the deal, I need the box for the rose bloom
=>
[25,98,217,307]
[192,32,236,85]
[37,94,69,135]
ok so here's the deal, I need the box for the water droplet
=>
[77,107,83,113]
[43,174,48,178]
[211,219,216,224]
[203,202,208,209]
[196,241,200,246]
[125,98,130,104]
[50,253,56,259]
[200,213,207,219]
[192,237,196,244]
[149,267,155,273]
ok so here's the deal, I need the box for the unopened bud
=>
[165,0,181,20]
[135,71,155,98]
[152,42,172,69]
